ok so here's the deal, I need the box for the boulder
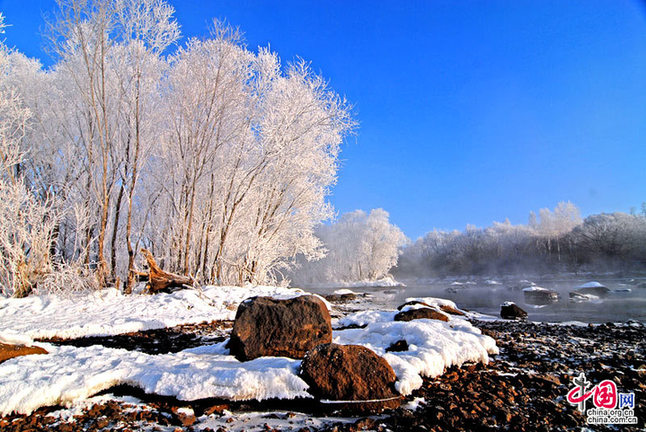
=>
[397,300,431,310]
[500,302,527,320]
[575,281,611,297]
[522,286,560,305]
[0,343,48,364]
[577,286,611,298]
[394,307,449,322]
[439,304,466,316]
[397,300,465,316]
[228,295,332,361]
[324,293,357,302]
[569,290,600,303]
[300,343,401,412]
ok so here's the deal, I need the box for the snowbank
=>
[0,342,310,415]
[0,285,308,341]
[0,287,498,415]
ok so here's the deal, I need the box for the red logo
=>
[567,373,618,411]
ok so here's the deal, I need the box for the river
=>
[308,275,646,323]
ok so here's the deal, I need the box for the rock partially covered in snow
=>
[299,343,401,412]
[438,304,466,316]
[394,306,449,322]
[568,291,601,304]
[228,295,332,361]
[0,343,48,364]
[324,289,358,302]
[500,302,527,320]
[522,286,560,305]
[576,282,610,297]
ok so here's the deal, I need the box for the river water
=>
[309,275,646,323]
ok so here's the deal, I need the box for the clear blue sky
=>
[1,0,645,239]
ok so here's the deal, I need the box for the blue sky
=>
[1,0,645,239]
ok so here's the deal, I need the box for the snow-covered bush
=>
[0,19,97,297]
[0,43,58,296]
[292,208,408,285]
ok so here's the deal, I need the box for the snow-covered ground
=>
[0,342,310,415]
[0,286,497,415]
[0,285,306,342]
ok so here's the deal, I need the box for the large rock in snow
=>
[228,295,332,361]
[397,300,465,316]
[300,343,401,412]
[394,306,449,322]
[0,342,48,364]
[522,286,560,305]
[576,282,611,298]
[500,302,527,320]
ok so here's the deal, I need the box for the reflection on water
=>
[310,276,646,323]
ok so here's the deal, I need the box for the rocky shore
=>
[1,318,644,431]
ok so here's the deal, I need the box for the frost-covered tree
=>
[145,26,353,285]
[40,0,180,289]
[292,209,407,285]
[0,2,354,294]
[533,201,582,260]
[0,29,61,296]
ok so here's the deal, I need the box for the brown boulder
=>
[300,343,401,412]
[0,342,48,363]
[500,302,527,320]
[439,304,466,316]
[228,295,332,361]
[396,300,432,310]
[394,307,449,322]
[397,301,464,316]
[324,293,357,302]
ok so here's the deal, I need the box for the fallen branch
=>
[140,249,194,294]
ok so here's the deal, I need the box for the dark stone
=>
[300,343,401,412]
[522,288,559,305]
[324,293,358,302]
[386,340,409,352]
[228,295,332,361]
[500,303,527,320]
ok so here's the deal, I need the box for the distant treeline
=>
[396,202,646,277]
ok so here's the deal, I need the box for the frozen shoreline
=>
[0,285,496,415]
[1,316,643,432]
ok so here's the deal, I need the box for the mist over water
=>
[310,275,646,323]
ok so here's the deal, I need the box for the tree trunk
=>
[141,249,194,294]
